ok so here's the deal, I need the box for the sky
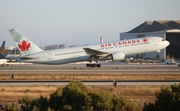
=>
[0,0,180,47]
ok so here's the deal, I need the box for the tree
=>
[111,94,140,111]
[19,96,32,111]
[4,104,18,111]
[49,81,140,111]
[89,91,112,111]
[49,81,93,111]
[143,84,180,111]
[30,96,49,111]
[17,81,140,111]
[49,87,63,110]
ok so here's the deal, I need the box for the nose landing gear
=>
[156,52,160,58]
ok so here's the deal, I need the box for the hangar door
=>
[166,33,180,58]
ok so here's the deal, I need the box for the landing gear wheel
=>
[156,54,160,58]
[156,52,160,58]
[86,64,91,67]
[97,64,101,68]
[93,64,97,67]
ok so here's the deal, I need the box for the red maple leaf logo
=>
[18,40,31,51]
[142,38,148,43]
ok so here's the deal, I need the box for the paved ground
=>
[1,80,180,86]
[0,63,180,86]
[0,63,180,74]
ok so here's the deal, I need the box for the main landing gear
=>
[86,56,101,68]
[86,63,101,68]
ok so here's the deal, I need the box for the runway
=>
[0,80,180,86]
[0,69,180,74]
[1,63,180,74]
[0,63,180,86]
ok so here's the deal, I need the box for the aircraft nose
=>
[164,40,170,47]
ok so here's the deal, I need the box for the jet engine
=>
[104,51,125,61]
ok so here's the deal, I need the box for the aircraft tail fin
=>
[0,41,6,59]
[0,41,5,54]
[9,29,43,56]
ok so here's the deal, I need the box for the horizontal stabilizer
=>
[20,56,38,60]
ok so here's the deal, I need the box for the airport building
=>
[120,20,180,59]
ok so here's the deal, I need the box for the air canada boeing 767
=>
[9,29,169,67]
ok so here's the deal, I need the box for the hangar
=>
[120,20,180,59]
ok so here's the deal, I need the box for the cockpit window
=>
[162,39,165,41]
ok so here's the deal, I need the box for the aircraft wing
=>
[83,48,109,57]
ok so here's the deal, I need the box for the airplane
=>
[0,40,20,61]
[0,41,6,59]
[9,29,169,67]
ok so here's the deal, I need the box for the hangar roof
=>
[127,20,180,33]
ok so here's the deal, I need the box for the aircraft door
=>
[153,39,157,46]
[48,53,52,60]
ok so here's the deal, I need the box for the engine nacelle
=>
[104,51,125,61]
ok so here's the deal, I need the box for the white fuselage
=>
[21,37,169,64]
